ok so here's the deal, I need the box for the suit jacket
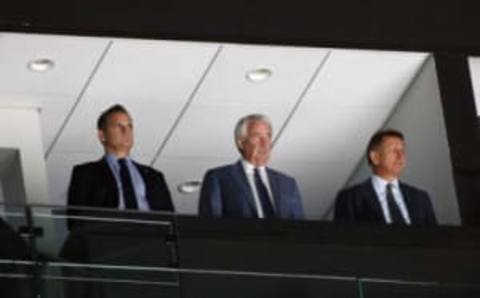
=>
[198,161,304,219]
[334,178,437,226]
[67,157,174,230]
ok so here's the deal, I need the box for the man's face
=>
[238,120,272,166]
[370,136,406,180]
[98,111,134,156]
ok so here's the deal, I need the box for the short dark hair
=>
[97,104,129,130]
[366,129,405,166]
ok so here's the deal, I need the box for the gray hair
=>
[234,114,272,150]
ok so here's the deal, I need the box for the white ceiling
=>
[0,32,429,219]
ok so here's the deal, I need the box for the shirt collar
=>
[371,175,399,194]
[105,154,131,168]
[240,159,266,175]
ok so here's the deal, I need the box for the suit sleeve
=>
[66,165,89,231]
[334,189,356,224]
[155,171,174,212]
[290,180,304,220]
[422,192,438,226]
[198,170,222,217]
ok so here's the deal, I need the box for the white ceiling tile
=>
[0,33,110,151]
[79,39,219,102]
[273,49,428,164]
[194,44,328,105]
[153,158,227,215]
[273,107,387,163]
[309,50,428,107]
[160,104,290,159]
[51,40,220,160]
[160,44,328,160]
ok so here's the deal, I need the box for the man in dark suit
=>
[66,104,174,230]
[334,129,437,226]
[198,114,304,219]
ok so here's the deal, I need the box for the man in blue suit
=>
[334,129,437,226]
[198,114,304,219]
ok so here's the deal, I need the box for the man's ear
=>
[369,150,379,166]
[97,130,106,143]
[237,139,244,150]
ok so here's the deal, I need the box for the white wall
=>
[0,107,50,205]
[0,149,26,206]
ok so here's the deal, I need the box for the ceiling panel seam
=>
[272,50,332,147]
[319,53,432,221]
[149,45,223,166]
[44,40,114,159]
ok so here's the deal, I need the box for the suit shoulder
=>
[334,181,372,204]
[204,164,235,176]
[400,182,429,196]
[338,181,368,195]
[136,163,164,177]
[267,168,296,182]
[71,160,103,171]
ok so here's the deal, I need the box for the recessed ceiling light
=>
[177,180,202,194]
[246,68,272,82]
[27,58,55,72]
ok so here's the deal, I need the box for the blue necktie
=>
[386,183,404,225]
[254,168,275,218]
[118,159,138,209]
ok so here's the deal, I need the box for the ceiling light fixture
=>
[177,180,202,194]
[27,58,55,72]
[246,68,272,82]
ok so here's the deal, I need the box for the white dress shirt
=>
[371,175,411,225]
[240,159,274,218]
[104,154,150,211]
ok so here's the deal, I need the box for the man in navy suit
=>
[334,129,437,226]
[198,114,304,219]
[66,104,174,230]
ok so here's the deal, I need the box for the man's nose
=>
[260,137,270,146]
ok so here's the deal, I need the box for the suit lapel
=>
[231,161,258,215]
[363,179,386,222]
[399,183,415,224]
[99,158,120,207]
[135,163,158,209]
[266,169,281,215]
[135,162,150,193]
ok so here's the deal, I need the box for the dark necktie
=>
[386,183,405,225]
[254,168,275,218]
[118,159,138,209]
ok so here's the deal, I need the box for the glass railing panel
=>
[0,205,30,260]
[0,259,35,298]
[359,278,480,298]
[178,269,359,298]
[28,205,177,267]
[41,262,180,298]
[40,265,360,298]
[26,205,180,297]
[0,205,34,296]
[3,204,480,298]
